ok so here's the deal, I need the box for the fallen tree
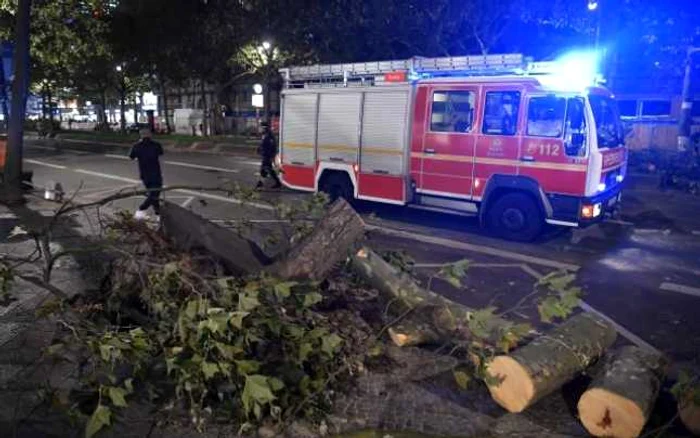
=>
[486,312,617,413]
[351,247,515,346]
[577,346,667,438]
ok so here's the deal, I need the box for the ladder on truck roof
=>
[279,53,556,88]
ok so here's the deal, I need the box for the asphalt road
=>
[21,139,700,363]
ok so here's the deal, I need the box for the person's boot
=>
[256,180,264,189]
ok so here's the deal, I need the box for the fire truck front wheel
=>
[486,192,543,242]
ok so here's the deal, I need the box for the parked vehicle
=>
[277,52,627,241]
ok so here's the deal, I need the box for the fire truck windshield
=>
[589,94,624,149]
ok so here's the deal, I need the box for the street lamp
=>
[115,65,122,72]
[261,41,271,51]
[587,0,599,11]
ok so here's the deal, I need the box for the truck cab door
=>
[419,85,479,198]
[474,87,523,199]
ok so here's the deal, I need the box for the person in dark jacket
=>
[256,122,281,189]
[129,129,164,219]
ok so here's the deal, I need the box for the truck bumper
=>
[545,185,623,228]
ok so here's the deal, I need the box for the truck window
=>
[430,91,475,133]
[482,91,520,136]
[527,96,566,138]
[564,97,587,157]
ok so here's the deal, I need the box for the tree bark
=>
[2,0,31,204]
[160,79,172,133]
[351,247,514,345]
[200,78,209,136]
[486,313,617,413]
[388,318,441,347]
[577,346,667,438]
[161,201,269,275]
[267,198,365,281]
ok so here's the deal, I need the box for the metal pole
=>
[2,0,32,204]
[678,47,699,152]
[120,76,126,133]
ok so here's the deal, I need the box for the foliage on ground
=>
[40,214,363,437]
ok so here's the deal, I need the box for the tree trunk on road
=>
[351,247,514,345]
[486,313,617,413]
[578,346,667,438]
[267,198,365,281]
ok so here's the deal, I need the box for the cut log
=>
[388,318,441,347]
[351,247,513,345]
[486,312,617,413]
[679,398,700,436]
[267,198,365,281]
[577,346,667,438]
[161,201,269,275]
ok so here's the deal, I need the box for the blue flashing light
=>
[538,50,601,92]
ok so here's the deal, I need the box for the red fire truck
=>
[277,53,627,241]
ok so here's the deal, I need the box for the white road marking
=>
[578,300,661,355]
[180,196,195,208]
[105,154,129,160]
[692,230,700,236]
[0,213,17,219]
[164,161,240,173]
[210,219,289,224]
[413,262,522,269]
[660,282,700,299]
[366,225,580,271]
[24,159,67,169]
[174,189,274,211]
[75,169,140,184]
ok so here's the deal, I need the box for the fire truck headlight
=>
[597,182,606,192]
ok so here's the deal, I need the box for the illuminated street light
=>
[261,41,271,50]
[588,0,599,11]
[253,83,263,94]
[115,65,122,72]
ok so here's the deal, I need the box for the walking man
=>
[129,128,164,219]
[256,122,281,189]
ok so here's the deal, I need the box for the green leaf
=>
[229,311,250,329]
[85,404,111,438]
[303,292,323,307]
[107,386,128,408]
[268,377,285,392]
[321,334,343,355]
[453,370,471,390]
[468,307,498,340]
[201,362,219,380]
[235,360,261,375]
[242,375,276,418]
[124,378,133,394]
[298,342,313,362]
[185,300,199,319]
[163,262,178,276]
[274,281,296,300]
[443,275,462,289]
[99,344,111,362]
[239,294,260,312]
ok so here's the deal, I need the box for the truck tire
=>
[319,172,353,203]
[486,192,543,242]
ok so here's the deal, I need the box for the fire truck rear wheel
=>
[486,192,543,242]
[319,172,353,203]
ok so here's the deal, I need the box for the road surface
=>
[20,140,700,363]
